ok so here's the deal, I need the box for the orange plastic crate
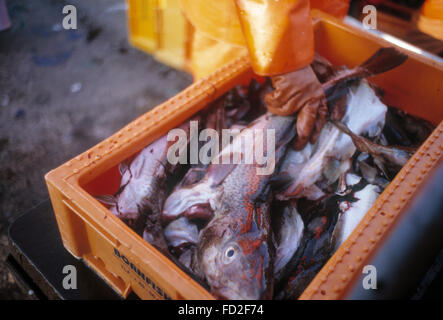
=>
[45,12,443,300]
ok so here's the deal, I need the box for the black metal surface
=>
[8,200,138,300]
[412,247,443,299]
[5,255,46,300]
[347,163,443,300]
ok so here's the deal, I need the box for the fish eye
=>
[223,245,237,263]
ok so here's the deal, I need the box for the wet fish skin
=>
[161,91,254,225]
[276,81,387,201]
[198,114,298,300]
[162,113,297,222]
[276,196,339,300]
[163,113,297,299]
[196,202,274,300]
[101,118,198,253]
[358,159,390,189]
[331,184,380,251]
[161,97,240,256]
[272,202,304,281]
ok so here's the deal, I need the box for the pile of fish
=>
[97,48,434,300]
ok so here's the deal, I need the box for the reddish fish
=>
[163,113,298,299]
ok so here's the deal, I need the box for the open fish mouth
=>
[162,182,216,223]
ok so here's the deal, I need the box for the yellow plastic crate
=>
[126,0,192,71]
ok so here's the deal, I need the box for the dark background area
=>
[0,0,192,299]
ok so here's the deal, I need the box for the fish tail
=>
[324,47,408,97]
[359,47,408,77]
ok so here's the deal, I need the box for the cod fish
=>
[276,196,341,300]
[279,182,380,299]
[272,202,304,281]
[163,93,253,255]
[265,47,407,150]
[163,113,298,300]
[96,118,198,254]
[277,81,387,201]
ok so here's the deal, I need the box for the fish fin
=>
[331,120,353,135]
[207,152,243,186]
[277,182,326,202]
[334,120,412,171]
[359,160,378,184]
[95,194,117,206]
[324,48,408,98]
[207,163,237,186]
[274,205,304,278]
[373,155,390,180]
[360,47,408,77]
[131,156,146,179]
[179,167,207,187]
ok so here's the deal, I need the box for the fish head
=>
[95,191,140,221]
[198,216,272,300]
[115,179,164,223]
[113,187,142,220]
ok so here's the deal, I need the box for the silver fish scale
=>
[213,114,296,219]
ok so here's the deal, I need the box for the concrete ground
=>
[0,0,192,299]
